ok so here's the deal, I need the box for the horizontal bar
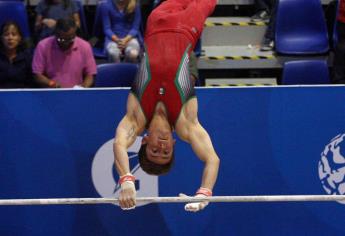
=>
[0,195,344,206]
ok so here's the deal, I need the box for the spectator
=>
[102,0,142,63]
[32,18,96,88]
[251,0,275,22]
[0,21,36,88]
[333,0,345,84]
[260,0,277,51]
[34,0,81,41]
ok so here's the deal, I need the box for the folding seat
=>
[281,60,330,85]
[0,1,30,38]
[95,63,138,87]
[275,0,329,54]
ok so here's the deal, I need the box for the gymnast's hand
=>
[179,187,212,212]
[118,174,136,210]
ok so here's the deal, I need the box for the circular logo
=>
[318,133,345,204]
[91,137,158,207]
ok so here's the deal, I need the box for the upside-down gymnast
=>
[113,0,220,212]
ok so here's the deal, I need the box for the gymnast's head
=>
[138,127,176,176]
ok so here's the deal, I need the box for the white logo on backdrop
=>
[91,137,158,207]
[318,133,345,204]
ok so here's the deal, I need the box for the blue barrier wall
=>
[1,87,345,236]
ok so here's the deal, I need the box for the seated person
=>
[0,21,36,88]
[35,0,81,40]
[101,0,142,63]
[32,18,97,88]
[260,0,277,51]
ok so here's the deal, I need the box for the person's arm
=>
[126,5,141,40]
[176,98,220,212]
[70,0,81,28]
[34,73,59,88]
[113,93,145,210]
[113,114,137,210]
[81,75,93,87]
[34,14,43,32]
[114,94,145,174]
[114,115,138,175]
[101,4,117,41]
[32,42,59,88]
[181,121,219,191]
[81,42,97,88]
[177,98,220,191]
[73,13,81,29]
[34,2,44,32]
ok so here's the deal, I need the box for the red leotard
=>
[131,0,216,127]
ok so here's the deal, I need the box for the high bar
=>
[0,195,344,206]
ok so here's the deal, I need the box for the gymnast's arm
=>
[113,93,145,176]
[113,93,145,209]
[175,98,220,191]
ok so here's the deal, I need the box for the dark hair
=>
[55,17,77,33]
[138,144,175,175]
[0,21,26,52]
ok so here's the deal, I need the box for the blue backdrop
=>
[1,87,345,236]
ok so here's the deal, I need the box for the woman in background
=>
[0,21,36,88]
[102,0,142,63]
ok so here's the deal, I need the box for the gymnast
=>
[113,0,220,212]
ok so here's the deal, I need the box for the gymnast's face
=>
[142,131,176,165]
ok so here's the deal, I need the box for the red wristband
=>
[48,80,56,88]
[119,174,135,185]
[196,187,212,197]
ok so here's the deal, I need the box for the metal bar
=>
[0,195,344,206]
